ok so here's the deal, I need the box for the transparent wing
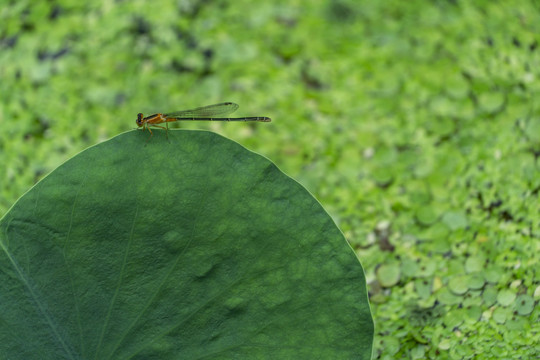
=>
[164,102,239,118]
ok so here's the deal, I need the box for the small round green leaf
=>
[443,310,463,328]
[437,287,461,305]
[525,118,540,142]
[482,286,498,306]
[417,258,437,277]
[441,211,468,231]
[514,294,534,316]
[372,168,394,187]
[497,289,517,307]
[466,273,486,290]
[410,345,426,359]
[376,262,401,288]
[507,317,527,331]
[414,278,432,299]
[493,307,508,324]
[380,336,400,355]
[464,305,482,324]
[448,275,468,295]
[465,256,485,273]
[415,205,439,226]
[437,338,451,351]
[484,266,503,283]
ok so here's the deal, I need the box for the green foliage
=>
[0,131,373,359]
[1,0,539,358]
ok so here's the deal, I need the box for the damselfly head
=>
[136,113,144,127]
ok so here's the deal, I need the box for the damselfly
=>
[136,102,271,138]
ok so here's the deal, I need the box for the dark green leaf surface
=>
[0,130,373,359]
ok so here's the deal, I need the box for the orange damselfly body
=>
[136,102,271,138]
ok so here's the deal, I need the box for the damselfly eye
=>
[136,113,144,126]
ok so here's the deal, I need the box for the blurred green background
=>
[1,0,539,358]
